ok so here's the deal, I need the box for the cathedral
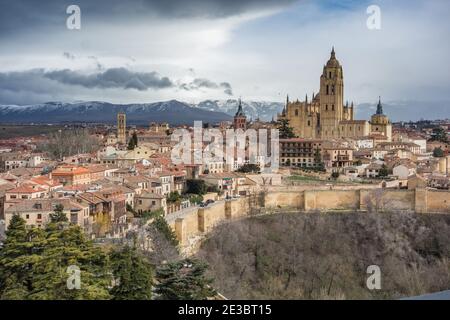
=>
[278,48,392,141]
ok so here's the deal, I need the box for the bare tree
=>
[197,211,450,300]
[37,128,100,160]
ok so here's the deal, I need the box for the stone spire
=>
[235,98,245,117]
[282,94,289,116]
[376,96,384,115]
[326,46,340,67]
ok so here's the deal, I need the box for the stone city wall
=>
[168,188,450,247]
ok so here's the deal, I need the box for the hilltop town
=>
[1,49,449,246]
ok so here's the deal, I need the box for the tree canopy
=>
[154,258,216,300]
[277,118,296,139]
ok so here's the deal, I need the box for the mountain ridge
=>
[0,100,232,125]
[0,99,448,124]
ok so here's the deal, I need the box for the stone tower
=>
[319,47,345,139]
[234,99,247,130]
[370,97,392,141]
[117,112,127,144]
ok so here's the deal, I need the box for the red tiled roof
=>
[52,165,90,176]
[7,185,46,193]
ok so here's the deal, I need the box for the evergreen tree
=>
[433,147,444,158]
[132,132,138,147]
[49,204,68,223]
[0,217,112,300]
[127,132,138,150]
[109,245,154,300]
[152,212,179,247]
[0,216,44,300]
[277,118,296,139]
[155,258,216,300]
[167,191,181,203]
[186,179,207,195]
[431,127,448,143]
[313,147,324,170]
[29,224,111,300]
[379,164,389,177]
[236,164,260,173]
[127,138,135,150]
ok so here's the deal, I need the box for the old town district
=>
[1,49,450,243]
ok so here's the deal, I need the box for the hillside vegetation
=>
[198,212,450,299]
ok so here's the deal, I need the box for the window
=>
[307,120,311,126]
[26,214,29,219]
[138,200,143,205]
[295,109,299,116]
[325,105,328,111]
[326,85,329,95]
[152,201,156,205]
[37,214,42,220]
[332,105,335,111]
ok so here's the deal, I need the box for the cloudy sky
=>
[0,0,449,110]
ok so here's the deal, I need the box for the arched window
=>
[295,109,299,116]
[332,104,335,111]
[326,85,329,95]
[331,85,335,95]
[307,120,311,126]
[325,105,328,111]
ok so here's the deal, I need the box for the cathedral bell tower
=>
[319,47,344,139]
[233,98,247,130]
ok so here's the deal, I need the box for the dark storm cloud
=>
[220,82,233,96]
[0,0,296,36]
[0,68,234,104]
[44,68,173,90]
[180,78,233,95]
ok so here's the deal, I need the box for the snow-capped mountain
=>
[193,99,284,122]
[1,99,447,125]
[0,100,231,125]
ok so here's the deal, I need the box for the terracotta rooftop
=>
[7,185,47,193]
[52,166,90,176]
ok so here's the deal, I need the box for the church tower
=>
[319,47,345,139]
[370,97,392,141]
[117,112,127,144]
[233,99,247,130]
